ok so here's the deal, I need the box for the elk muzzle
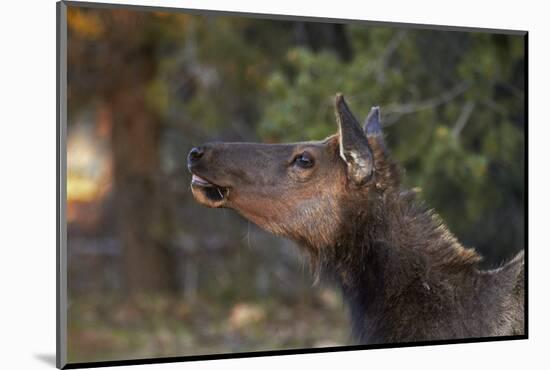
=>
[187,145,230,208]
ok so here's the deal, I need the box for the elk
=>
[187,94,524,344]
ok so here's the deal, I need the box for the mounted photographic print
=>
[57,1,527,368]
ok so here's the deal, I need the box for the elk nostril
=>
[188,147,204,163]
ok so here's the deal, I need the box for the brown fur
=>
[187,95,525,344]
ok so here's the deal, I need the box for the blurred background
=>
[66,4,525,363]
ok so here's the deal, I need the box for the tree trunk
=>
[111,91,177,294]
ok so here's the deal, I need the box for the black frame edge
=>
[63,335,527,369]
[63,0,527,35]
[57,1,68,368]
[523,32,529,338]
[56,2,61,368]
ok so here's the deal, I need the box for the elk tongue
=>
[192,174,213,186]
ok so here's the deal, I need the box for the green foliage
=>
[259,27,525,262]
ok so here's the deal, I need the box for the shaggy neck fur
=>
[308,189,523,344]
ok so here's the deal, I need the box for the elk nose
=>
[187,146,204,166]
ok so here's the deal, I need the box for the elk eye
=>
[294,152,314,169]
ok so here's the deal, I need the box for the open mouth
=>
[190,174,230,207]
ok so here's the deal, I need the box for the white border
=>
[2,0,547,369]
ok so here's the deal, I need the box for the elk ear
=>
[364,106,381,136]
[335,94,374,186]
[364,106,387,153]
